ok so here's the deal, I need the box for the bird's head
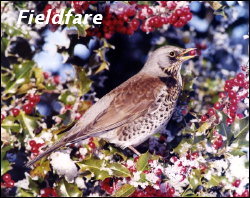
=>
[142,45,196,77]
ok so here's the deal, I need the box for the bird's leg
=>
[128,146,141,156]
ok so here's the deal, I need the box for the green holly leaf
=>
[173,138,192,155]
[30,160,51,179]
[205,175,226,188]
[77,159,110,181]
[232,117,249,143]
[59,90,76,105]
[1,116,21,133]
[188,169,202,190]
[1,160,12,175]
[17,111,39,137]
[106,162,131,177]
[2,61,34,99]
[229,148,246,156]
[16,188,36,197]
[217,112,233,145]
[136,152,150,172]
[113,184,136,197]
[74,66,92,96]
[56,179,82,197]
[32,67,44,85]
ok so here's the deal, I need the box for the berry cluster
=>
[201,71,249,125]
[72,1,97,14]
[23,94,41,115]
[40,187,58,197]
[234,189,249,197]
[101,178,114,195]
[29,140,44,156]
[130,185,175,197]
[43,4,58,24]
[1,93,41,121]
[2,173,15,188]
[85,1,193,38]
[212,132,223,150]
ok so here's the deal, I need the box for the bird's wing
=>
[63,74,165,143]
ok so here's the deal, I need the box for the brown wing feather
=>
[64,74,165,142]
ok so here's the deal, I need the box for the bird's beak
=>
[177,48,197,61]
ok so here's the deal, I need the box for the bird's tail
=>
[25,141,65,167]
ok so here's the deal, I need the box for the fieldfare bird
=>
[26,45,196,166]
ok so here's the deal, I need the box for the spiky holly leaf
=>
[1,115,20,133]
[188,169,202,190]
[77,159,110,181]
[1,160,12,176]
[73,66,92,96]
[56,179,82,197]
[113,184,136,197]
[2,60,34,99]
[136,152,150,172]
[231,117,249,146]
[17,111,39,137]
[59,90,76,105]
[217,112,233,145]
[106,162,131,177]
[30,160,51,179]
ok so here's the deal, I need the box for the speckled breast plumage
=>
[101,81,181,149]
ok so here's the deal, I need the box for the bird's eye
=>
[169,51,176,57]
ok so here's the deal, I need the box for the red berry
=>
[236,72,245,80]
[186,13,192,21]
[170,156,178,163]
[175,9,183,17]
[219,92,227,98]
[242,190,249,197]
[2,174,12,182]
[31,146,39,153]
[191,152,199,159]
[168,187,175,195]
[228,90,237,99]
[155,168,162,175]
[244,81,249,89]
[232,179,241,187]
[134,156,139,162]
[22,104,33,114]
[213,139,223,149]
[28,94,40,103]
[225,80,233,88]
[229,104,237,113]
[1,114,5,121]
[29,140,37,147]
[143,170,150,174]
[53,75,60,84]
[5,180,15,188]
[208,108,216,116]
[214,102,221,110]
[226,117,234,125]
[11,108,20,117]
[43,72,50,79]
[189,50,196,56]
[88,142,96,149]
[230,98,238,104]
[201,115,208,122]
[131,19,140,30]
[147,8,153,15]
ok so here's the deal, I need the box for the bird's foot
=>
[128,146,141,156]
